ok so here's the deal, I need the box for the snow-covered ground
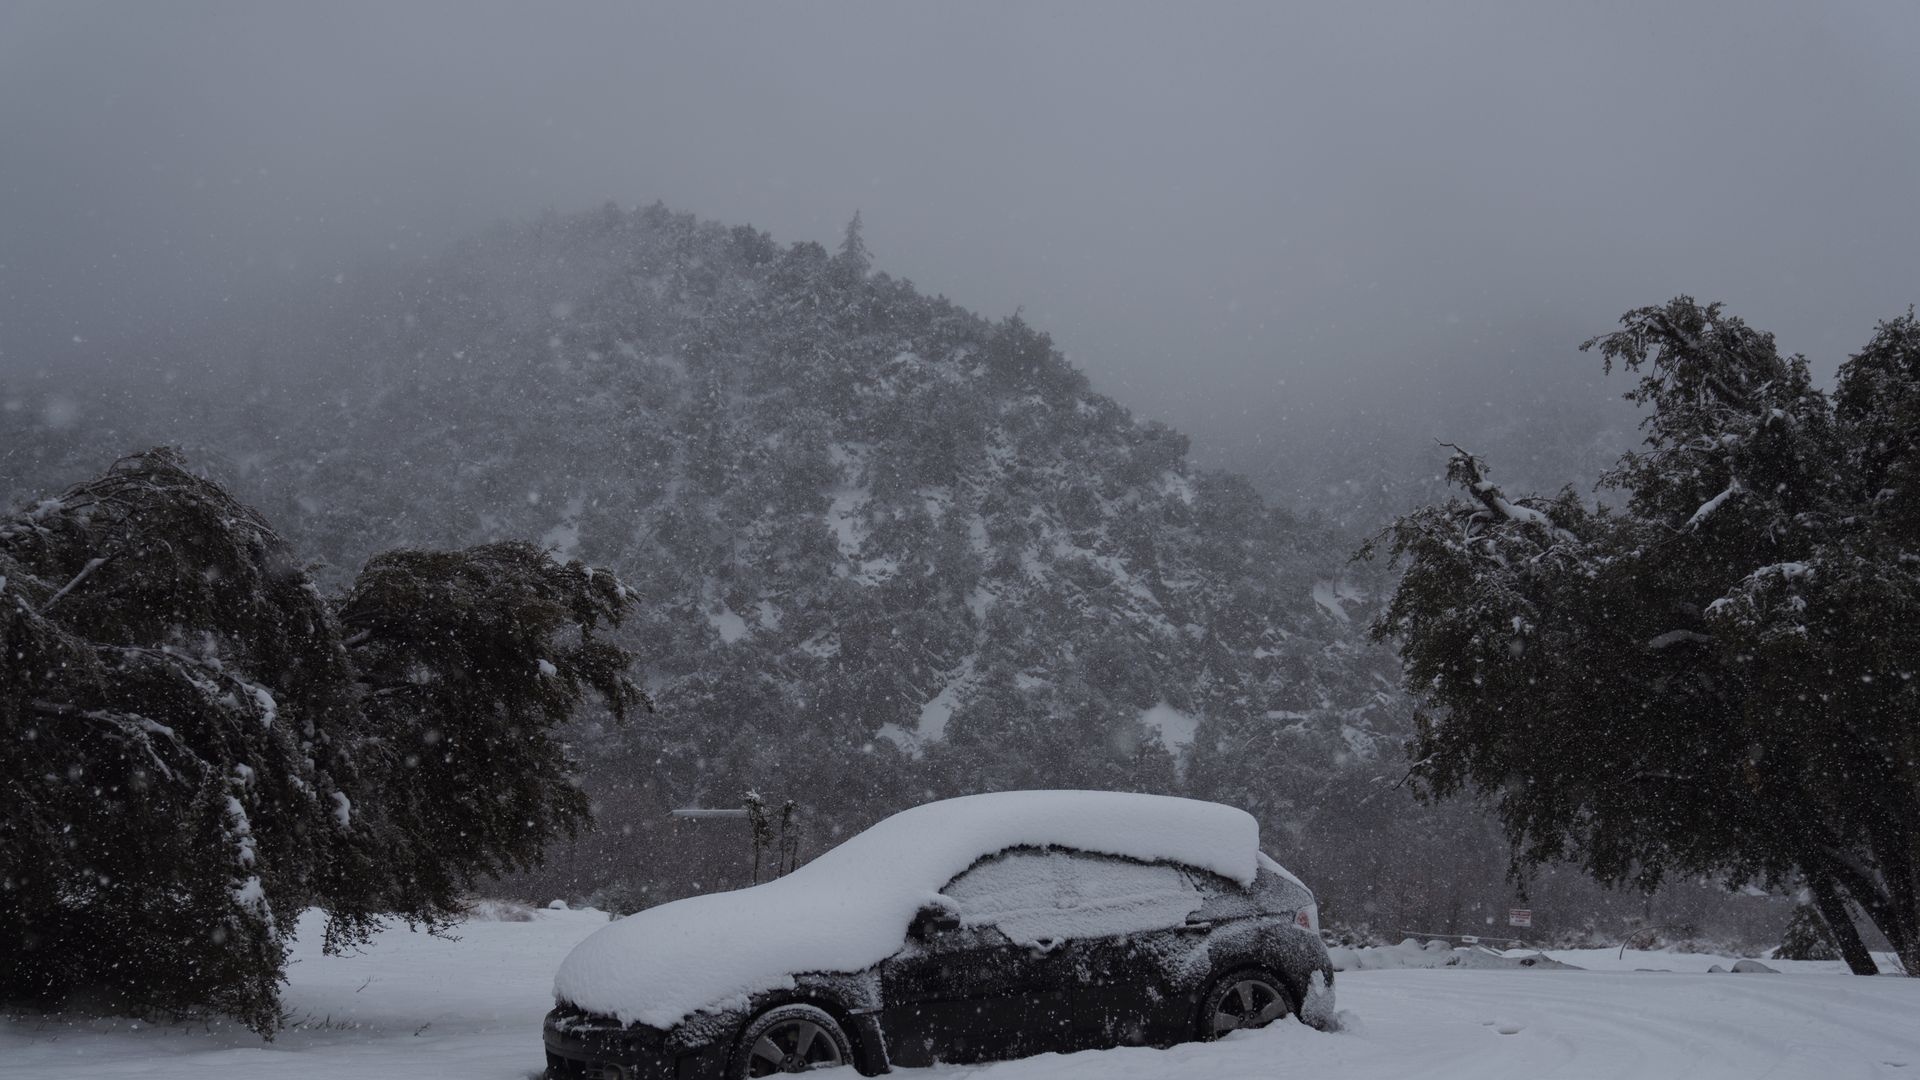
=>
[3,909,1916,1080]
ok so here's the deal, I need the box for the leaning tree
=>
[1366,299,1920,975]
[0,449,646,1030]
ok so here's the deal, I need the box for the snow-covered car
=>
[544,790,1334,1078]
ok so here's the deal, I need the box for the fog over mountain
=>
[6,1,1918,485]
[3,1,1917,951]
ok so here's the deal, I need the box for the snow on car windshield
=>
[552,790,1259,1028]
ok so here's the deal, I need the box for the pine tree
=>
[1368,298,1920,976]
[1776,902,1839,962]
[0,450,643,1030]
[835,209,871,282]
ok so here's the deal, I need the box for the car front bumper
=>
[543,1008,728,1080]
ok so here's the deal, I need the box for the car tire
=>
[1197,967,1294,1040]
[732,1003,854,1077]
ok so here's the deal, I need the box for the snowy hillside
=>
[3,908,1913,1079]
[0,205,1800,945]
[0,204,1411,915]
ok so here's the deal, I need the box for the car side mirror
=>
[909,903,962,940]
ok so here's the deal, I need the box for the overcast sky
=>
[4,0,1918,463]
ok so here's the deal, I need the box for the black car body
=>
[545,793,1333,1079]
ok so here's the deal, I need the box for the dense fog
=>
[5,1,1919,958]
[7,1,1919,473]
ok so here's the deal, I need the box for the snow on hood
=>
[552,790,1260,1028]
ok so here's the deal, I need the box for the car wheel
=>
[1198,968,1293,1039]
[732,1003,853,1077]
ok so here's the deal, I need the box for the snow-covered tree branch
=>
[1372,299,1920,977]
[0,450,645,1032]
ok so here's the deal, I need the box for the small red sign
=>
[1508,908,1533,928]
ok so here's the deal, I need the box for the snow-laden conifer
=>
[0,450,642,1030]
[1370,299,1920,976]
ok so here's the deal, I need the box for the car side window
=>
[1184,866,1264,922]
[942,848,1202,945]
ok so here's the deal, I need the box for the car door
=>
[877,849,1080,1066]
[1064,925,1201,1048]
[877,924,1073,1066]
[1046,854,1210,1049]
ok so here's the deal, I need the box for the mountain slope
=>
[134,203,1401,902]
[1,203,1799,940]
